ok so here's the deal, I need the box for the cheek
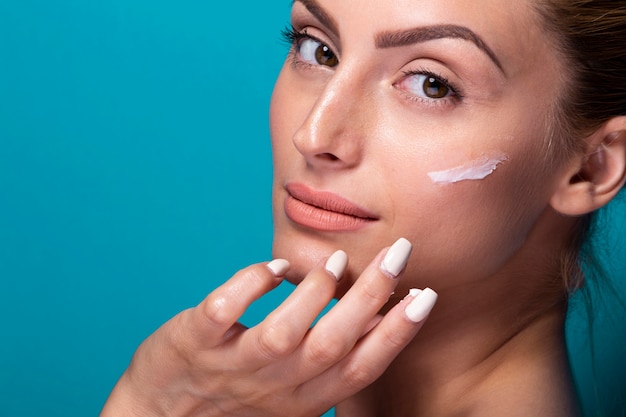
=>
[382,106,556,279]
[269,68,314,181]
[269,71,291,163]
[386,149,551,287]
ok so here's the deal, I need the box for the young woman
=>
[101,0,626,415]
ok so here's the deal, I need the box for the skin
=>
[101,0,626,416]
[270,0,583,415]
[272,0,566,298]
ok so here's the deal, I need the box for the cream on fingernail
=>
[267,259,290,276]
[381,238,412,278]
[405,287,438,322]
[408,288,422,298]
[325,250,348,281]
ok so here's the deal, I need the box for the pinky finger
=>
[181,259,291,348]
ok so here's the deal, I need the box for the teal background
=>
[0,1,624,416]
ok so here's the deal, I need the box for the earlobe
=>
[550,117,626,216]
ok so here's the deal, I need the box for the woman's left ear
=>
[550,116,626,216]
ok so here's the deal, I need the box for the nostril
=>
[318,153,340,161]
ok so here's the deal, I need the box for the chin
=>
[271,229,333,282]
[271,226,380,298]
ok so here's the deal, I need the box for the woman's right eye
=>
[281,26,339,68]
[297,37,339,68]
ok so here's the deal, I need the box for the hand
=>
[100,238,437,417]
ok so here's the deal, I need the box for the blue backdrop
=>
[0,1,624,416]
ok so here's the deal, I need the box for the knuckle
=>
[340,359,379,390]
[162,312,198,361]
[200,295,234,328]
[305,332,349,366]
[380,324,412,351]
[197,264,277,330]
[358,279,390,308]
[256,322,298,359]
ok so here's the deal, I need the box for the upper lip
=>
[285,182,379,220]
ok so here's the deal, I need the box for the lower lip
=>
[284,196,376,232]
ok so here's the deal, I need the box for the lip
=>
[284,182,378,232]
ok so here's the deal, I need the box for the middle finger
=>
[289,238,412,378]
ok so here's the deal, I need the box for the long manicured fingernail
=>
[381,238,412,278]
[267,259,290,276]
[405,287,438,322]
[325,250,348,281]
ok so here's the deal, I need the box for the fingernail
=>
[405,287,438,322]
[325,250,348,281]
[267,259,290,276]
[381,238,412,278]
[407,288,422,298]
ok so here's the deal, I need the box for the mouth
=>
[284,182,379,232]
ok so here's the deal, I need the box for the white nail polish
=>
[408,288,422,298]
[381,238,412,277]
[325,250,348,281]
[267,259,290,276]
[405,287,438,322]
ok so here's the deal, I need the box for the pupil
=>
[424,77,448,98]
[316,45,338,67]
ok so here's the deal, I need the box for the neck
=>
[335,207,583,416]
[336,282,580,417]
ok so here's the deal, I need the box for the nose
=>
[292,70,369,170]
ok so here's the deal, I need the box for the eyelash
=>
[280,25,335,70]
[279,25,464,104]
[402,68,464,102]
[280,25,303,47]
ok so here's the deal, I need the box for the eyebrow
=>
[293,0,504,74]
[375,25,504,73]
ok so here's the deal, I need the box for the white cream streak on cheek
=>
[427,153,509,184]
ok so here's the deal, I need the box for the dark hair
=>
[535,1,626,146]
[533,1,626,291]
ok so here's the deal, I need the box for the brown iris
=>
[315,44,338,67]
[423,76,450,98]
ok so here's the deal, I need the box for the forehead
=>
[293,0,537,36]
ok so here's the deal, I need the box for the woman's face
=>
[270,0,568,295]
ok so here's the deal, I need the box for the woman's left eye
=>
[399,72,458,100]
[298,37,338,67]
